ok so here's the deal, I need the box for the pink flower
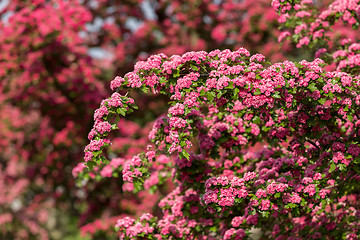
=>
[289,193,302,204]
[260,199,271,210]
[303,184,316,196]
[244,172,257,181]
[231,216,245,227]
[296,37,310,48]
[109,158,125,168]
[348,144,360,157]
[333,151,345,164]
[72,162,86,178]
[223,228,236,240]
[94,106,109,120]
[115,217,135,228]
[100,165,113,178]
[255,189,267,198]
[169,117,187,128]
[110,76,125,90]
[95,121,112,134]
[169,103,185,116]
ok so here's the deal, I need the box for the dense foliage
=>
[82,48,360,239]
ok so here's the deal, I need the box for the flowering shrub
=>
[81,48,360,239]
[0,0,293,238]
[2,0,359,238]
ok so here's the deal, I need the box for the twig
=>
[307,139,320,151]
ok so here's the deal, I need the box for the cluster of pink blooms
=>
[273,0,360,70]
[201,148,334,218]
[333,42,360,75]
[115,214,155,238]
[80,46,360,239]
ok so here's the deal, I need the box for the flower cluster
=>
[273,0,360,73]
[81,47,360,239]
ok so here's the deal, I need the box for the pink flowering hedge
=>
[80,47,360,239]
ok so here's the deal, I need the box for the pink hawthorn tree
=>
[0,0,289,239]
[77,1,360,239]
[81,48,360,239]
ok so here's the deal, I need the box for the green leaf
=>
[117,108,126,116]
[250,209,257,215]
[160,77,167,84]
[86,161,95,171]
[261,211,270,218]
[207,92,214,101]
[140,85,149,93]
[173,69,180,78]
[300,199,307,206]
[254,88,261,95]
[252,116,261,124]
[272,92,281,99]
[329,163,336,173]
[308,83,317,92]
[191,65,199,71]
[338,163,347,171]
[318,98,326,105]
[261,126,271,132]
[100,156,109,164]
[149,185,157,194]
[181,150,190,160]
[209,226,218,232]
[133,181,144,192]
